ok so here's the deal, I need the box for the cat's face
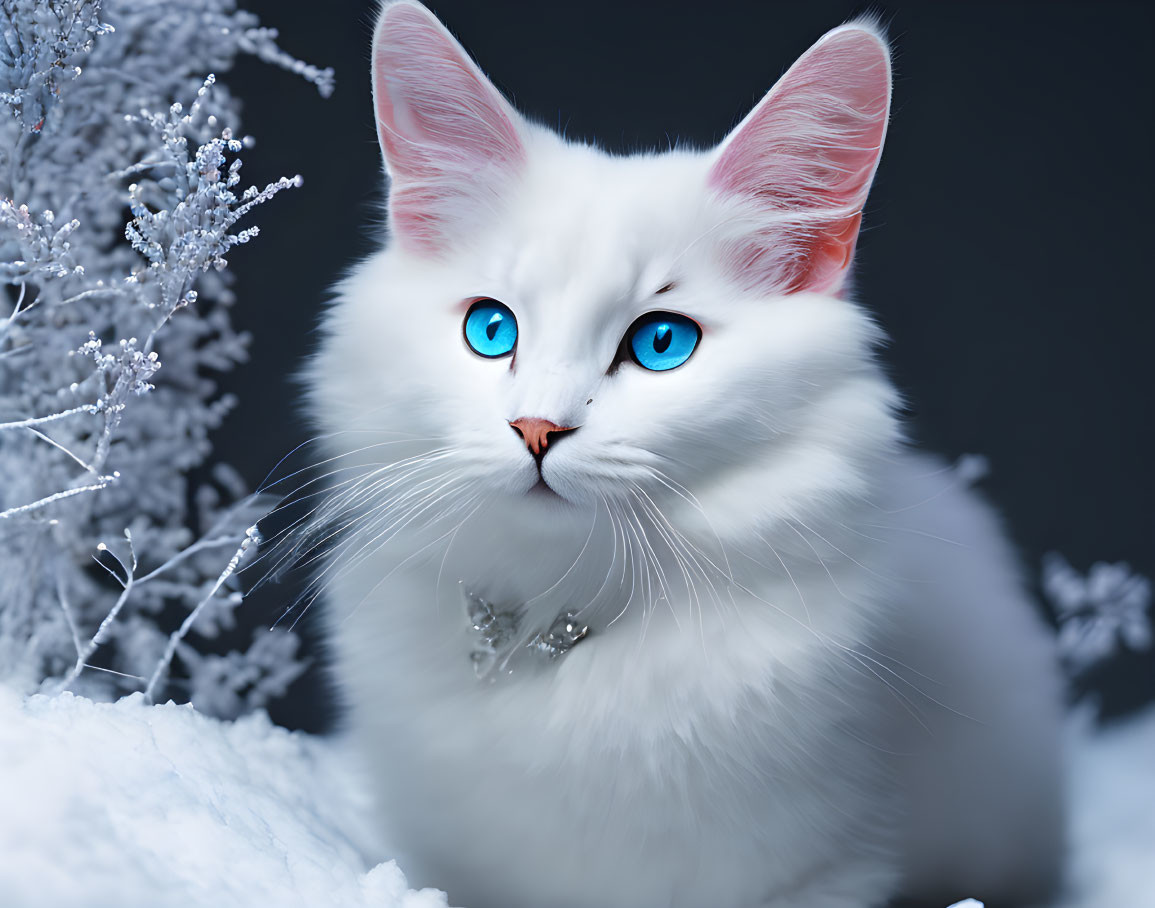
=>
[310,1,897,545]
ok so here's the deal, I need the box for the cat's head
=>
[309,0,898,547]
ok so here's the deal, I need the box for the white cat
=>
[304,2,1066,906]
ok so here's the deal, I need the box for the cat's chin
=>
[513,477,588,514]
[527,478,588,511]
[527,478,562,500]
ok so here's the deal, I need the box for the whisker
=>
[791,516,911,584]
[336,493,486,631]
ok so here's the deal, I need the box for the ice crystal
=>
[1044,553,1153,675]
[0,0,329,714]
[462,583,591,682]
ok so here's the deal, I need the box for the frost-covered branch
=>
[144,524,259,702]
[58,530,137,687]
[0,472,116,519]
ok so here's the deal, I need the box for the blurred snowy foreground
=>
[0,687,1151,908]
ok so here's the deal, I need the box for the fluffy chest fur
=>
[326,498,899,908]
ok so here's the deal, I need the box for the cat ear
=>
[371,0,526,255]
[707,23,891,295]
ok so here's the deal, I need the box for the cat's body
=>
[306,4,1065,906]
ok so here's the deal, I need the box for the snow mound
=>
[1,684,1151,908]
[1055,703,1155,908]
[0,687,445,908]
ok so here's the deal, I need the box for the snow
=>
[1,684,1151,908]
[0,687,445,908]
[1054,703,1155,908]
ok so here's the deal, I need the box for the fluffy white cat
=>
[304,3,1065,906]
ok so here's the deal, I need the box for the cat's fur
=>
[305,3,1066,906]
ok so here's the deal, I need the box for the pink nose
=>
[509,417,577,459]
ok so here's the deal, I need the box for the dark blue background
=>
[218,1,1154,731]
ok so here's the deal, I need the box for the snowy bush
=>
[0,0,330,711]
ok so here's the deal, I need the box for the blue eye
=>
[627,312,701,371]
[463,299,517,358]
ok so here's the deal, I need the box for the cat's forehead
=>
[489,140,711,308]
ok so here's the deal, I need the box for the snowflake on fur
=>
[1043,554,1152,675]
[0,0,329,713]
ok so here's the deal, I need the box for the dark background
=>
[219,0,1154,732]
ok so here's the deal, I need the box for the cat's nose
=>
[509,417,578,460]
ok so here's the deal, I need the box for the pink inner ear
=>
[372,2,525,254]
[708,27,890,294]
